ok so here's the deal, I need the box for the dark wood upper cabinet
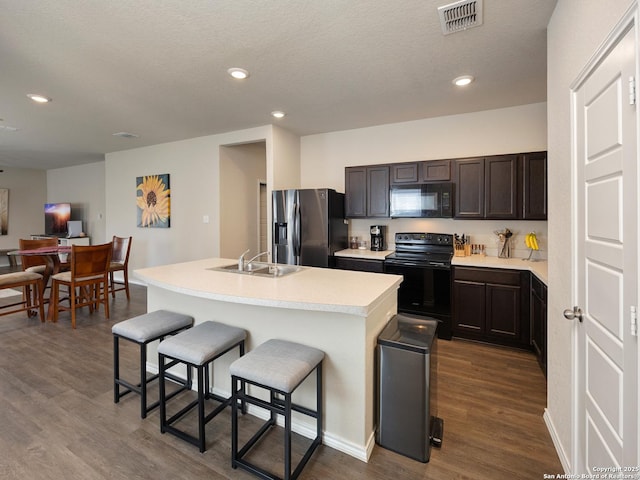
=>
[485,154,518,219]
[345,167,367,217]
[521,151,547,220]
[391,160,451,184]
[390,163,419,184]
[367,166,390,217]
[454,153,544,220]
[346,151,545,220]
[345,165,389,218]
[419,159,451,182]
[454,157,484,218]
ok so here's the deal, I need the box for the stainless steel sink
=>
[209,262,303,278]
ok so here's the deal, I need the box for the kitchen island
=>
[135,258,402,462]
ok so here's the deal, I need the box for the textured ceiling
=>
[0,0,557,170]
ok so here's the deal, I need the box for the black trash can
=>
[376,313,443,462]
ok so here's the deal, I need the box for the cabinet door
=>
[345,167,367,218]
[521,151,547,219]
[485,154,518,219]
[530,275,547,375]
[420,159,451,182]
[453,280,485,334]
[485,282,521,339]
[391,163,419,184]
[454,158,484,218]
[367,166,390,217]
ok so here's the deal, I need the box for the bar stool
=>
[112,310,194,418]
[230,339,324,480]
[158,320,246,452]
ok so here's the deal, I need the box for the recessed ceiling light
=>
[271,111,285,119]
[452,75,474,87]
[227,68,249,80]
[27,93,52,103]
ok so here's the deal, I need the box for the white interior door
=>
[572,25,638,472]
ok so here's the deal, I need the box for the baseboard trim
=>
[544,408,571,474]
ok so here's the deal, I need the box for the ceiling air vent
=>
[438,0,483,35]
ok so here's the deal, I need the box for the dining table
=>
[9,245,72,321]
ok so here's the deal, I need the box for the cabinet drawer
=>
[334,257,385,273]
[454,267,521,286]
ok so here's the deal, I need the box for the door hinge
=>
[629,76,636,105]
[631,306,638,336]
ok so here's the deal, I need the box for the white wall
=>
[47,162,106,243]
[105,126,274,277]
[271,125,301,190]
[220,142,266,258]
[546,0,635,472]
[0,168,46,263]
[301,103,548,258]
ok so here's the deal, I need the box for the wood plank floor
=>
[0,281,562,479]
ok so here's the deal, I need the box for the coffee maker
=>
[370,225,386,251]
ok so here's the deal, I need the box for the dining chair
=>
[109,236,132,300]
[19,238,58,275]
[50,243,112,329]
[19,237,59,299]
[0,271,45,321]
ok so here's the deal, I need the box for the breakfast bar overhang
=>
[135,258,402,462]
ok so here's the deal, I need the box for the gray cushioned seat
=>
[0,271,43,286]
[112,309,194,343]
[158,320,247,365]
[230,339,325,393]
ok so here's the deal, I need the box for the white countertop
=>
[135,258,402,317]
[335,248,548,284]
[452,255,548,284]
[334,248,393,260]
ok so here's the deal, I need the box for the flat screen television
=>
[44,203,71,236]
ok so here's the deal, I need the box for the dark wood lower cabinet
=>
[530,274,547,376]
[452,266,531,349]
[334,256,385,273]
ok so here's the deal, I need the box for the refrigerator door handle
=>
[293,202,301,258]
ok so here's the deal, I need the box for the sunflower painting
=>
[136,174,170,228]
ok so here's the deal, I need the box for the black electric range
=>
[384,233,454,339]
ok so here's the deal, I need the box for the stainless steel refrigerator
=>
[272,188,348,267]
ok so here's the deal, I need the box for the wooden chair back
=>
[111,236,132,266]
[71,243,112,279]
[19,238,58,270]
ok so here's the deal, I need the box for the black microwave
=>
[389,183,454,218]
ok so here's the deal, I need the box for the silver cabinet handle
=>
[563,306,583,322]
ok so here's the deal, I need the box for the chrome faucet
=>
[245,251,270,269]
[238,249,250,271]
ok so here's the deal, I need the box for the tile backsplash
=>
[347,218,548,260]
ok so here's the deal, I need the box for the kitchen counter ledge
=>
[334,248,393,261]
[136,257,402,316]
[452,255,548,284]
